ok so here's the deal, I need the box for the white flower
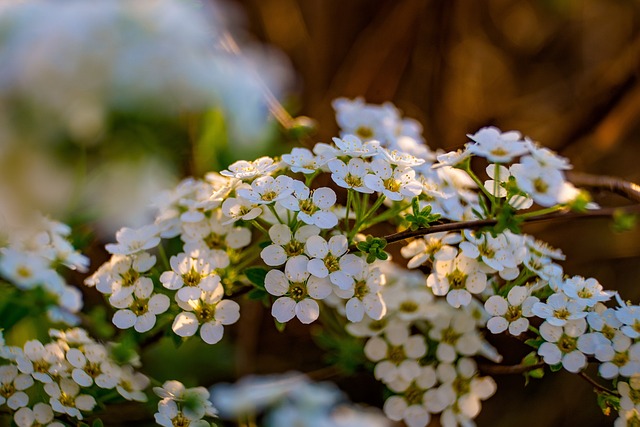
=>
[616,304,640,339]
[236,175,295,205]
[305,235,358,290]
[401,232,460,268]
[382,369,435,427]
[171,283,240,345]
[159,253,219,302]
[483,163,510,198]
[332,134,380,158]
[428,309,483,363]
[510,156,566,207]
[210,372,307,418]
[66,343,120,389]
[155,398,210,427]
[333,98,401,144]
[593,335,640,379]
[182,210,252,253]
[334,260,386,322]
[278,182,338,229]
[364,158,422,201]
[260,224,320,267]
[44,378,96,420]
[105,224,161,255]
[0,248,49,290]
[378,147,425,167]
[16,340,66,384]
[525,138,572,170]
[328,158,373,194]
[264,256,332,324]
[433,147,471,169]
[484,286,538,336]
[0,365,33,409]
[538,318,588,373]
[427,254,487,308]
[282,147,322,174]
[86,252,156,296]
[467,127,528,163]
[154,380,217,421]
[459,230,522,274]
[364,323,427,385]
[615,408,640,427]
[111,277,170,333]
[220,157,279,180]
[221,195,262,225]
[561,276,613,307]
[116,366,149,402]
[13,403,59,427]
[383,287,434,322]
[436,358,496,427]
[531,292,587,327]
[619,379,640,413]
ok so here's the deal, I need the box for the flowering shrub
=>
[1,1,640,427]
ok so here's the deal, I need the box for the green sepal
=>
[274,319,286,332]
[245,267,268,289]
[596,391,620,416]
[549,363,562,372]
[524,338,544,349]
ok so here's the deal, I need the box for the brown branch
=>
[577,371,618,396]
[383,203,640,246]
[567,171,640,203]
[479,361,546,376]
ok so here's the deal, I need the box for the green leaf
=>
[247,289,268,300]
[93,419,105,427]
[612,209,637,233]
[245,267,268,289]
[524,338,544,349]
[596,391,620,416]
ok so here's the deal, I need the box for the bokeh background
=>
[225,0,640,426]
[2,1,640,426]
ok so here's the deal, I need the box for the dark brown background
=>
[219,1,640,425]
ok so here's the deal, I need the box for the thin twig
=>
[382,203,640,246]
[568,171,640,203]
[479,362,546,375]
[577,371,618,396]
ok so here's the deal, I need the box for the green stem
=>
[157,243,171,271]
[516,205,565,220]
[464,164,496,215]
[492,163,501,216]
[268,204,285,224]
[305,170,320,187]
[250,220,269,236]
[345,190,353,234]
[361,201,410,229]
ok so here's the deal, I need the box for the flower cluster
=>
[77,97,640,426]
[210,372,390,427]
[0,328,148,425]
[154,380,218,427]
[0,214,88,325]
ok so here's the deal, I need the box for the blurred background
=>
[227,0,640,426]
[2,0,640,425]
